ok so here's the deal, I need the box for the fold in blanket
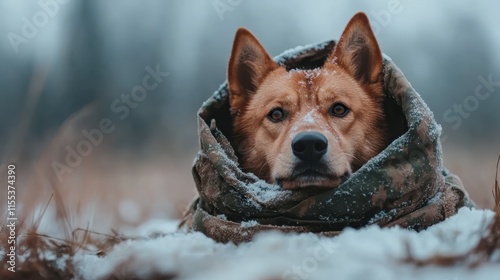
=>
[181,40,475,244]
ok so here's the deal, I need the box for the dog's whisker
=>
[339,152,356,160]
[256,161,268,179]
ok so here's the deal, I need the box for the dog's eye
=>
[268,108,285,122]
[329,103,349,117]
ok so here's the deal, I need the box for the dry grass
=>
[0,189,177,279]
[494,156,500,214]
[0,149,193,279]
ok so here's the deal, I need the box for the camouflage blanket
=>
[181,40,475,244]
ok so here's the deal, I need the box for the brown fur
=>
[228,12,390,190]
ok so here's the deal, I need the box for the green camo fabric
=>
[180,40,475,244]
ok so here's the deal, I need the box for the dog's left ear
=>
[326,12,382,84]
[228,28,278,115]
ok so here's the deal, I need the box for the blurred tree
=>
[26,0,108,159]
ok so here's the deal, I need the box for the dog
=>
[227,12,392,190]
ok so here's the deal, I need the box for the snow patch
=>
[241,220,259,227]
[302,109,316,124]
[368,208,398,224]
[245,179,292,203]
[72,208,499,280]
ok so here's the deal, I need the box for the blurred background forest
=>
[0,0,499,231]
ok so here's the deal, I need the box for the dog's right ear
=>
[325,12,383,85]
[228,28,278,115]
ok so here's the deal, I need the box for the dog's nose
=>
[292,132,328,164]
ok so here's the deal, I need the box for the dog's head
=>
[228,12,389,190]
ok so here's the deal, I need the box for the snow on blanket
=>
[74,208,499,280]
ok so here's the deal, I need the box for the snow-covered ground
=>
[72,208,499,280]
